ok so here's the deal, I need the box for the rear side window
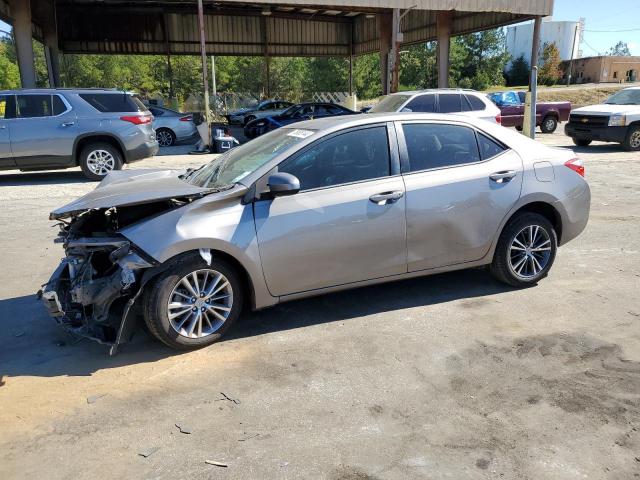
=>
[0,95,16,119]
[149,107,165,116]
[16,95,53,118]
[438,94,462,113]
[79,93,146,113]
[477,133,507,160]
[52,95,67,115]
[402,123,480,172]
[464,94,486,111]
[279,126,390,191]
[405,94,436,113]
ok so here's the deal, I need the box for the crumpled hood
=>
[571,104,637,116]
[50,169,213,219]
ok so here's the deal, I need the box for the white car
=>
[565,86,640,151]
[368,89,502,124]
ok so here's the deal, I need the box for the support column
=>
[196,0,211,145]
[389,8,401,93]
[379,11,392,95]
[436,11,453,88]
[9,0,36,88]
[44,29,60,87]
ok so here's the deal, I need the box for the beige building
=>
[562,55,640,84]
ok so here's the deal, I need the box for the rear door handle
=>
[369,190,404,205]
[0,125,6,129]
[61,121,75,127]
[490,170,517,183]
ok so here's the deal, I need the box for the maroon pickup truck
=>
[488,91,571,133]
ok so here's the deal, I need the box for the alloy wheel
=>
[544,118,555,131]
[508,225,552,279]
[630,130,640,149]
[86,150,115,176]
[167,269,234,338]
[157,130,173,147]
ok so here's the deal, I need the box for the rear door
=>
[254,124,407,296]
[0,94,15,168]
[398,121,523,271]
[11,93,77,168]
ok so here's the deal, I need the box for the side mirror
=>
[267,172,300,197]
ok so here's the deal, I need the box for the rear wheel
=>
[490,213,557,287]
[156,128,176,147]
[572,138,592,147]
[143,255,243,350]
[79,143,123,181]
[540,115,558,133]
[622,125,640,151]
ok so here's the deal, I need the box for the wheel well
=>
[205,249,256,311]
[509,202,563,243]
[75,135,125,165]
[543,112,558,120]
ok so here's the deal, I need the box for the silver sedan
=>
[148,106,198,147]
[42,113,590,352]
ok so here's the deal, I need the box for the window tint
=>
[0,95,12,119]
[52,95,67,115]
[279,126,390,190]
[402,123,480,172]
[438,94,462,113]
[405,94,436,113]
[149,107,164,116]
[16,95,53,118]
[477,133,507,160]
[465,94,486,111]
[79,93,146,113]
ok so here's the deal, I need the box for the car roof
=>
[0,88,133,95]
[291,112,488,131]
[387,88,480,96]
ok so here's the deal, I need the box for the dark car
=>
[489,91,571,133]
[244,102,357,139]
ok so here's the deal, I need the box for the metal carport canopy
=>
[49,0,553,57]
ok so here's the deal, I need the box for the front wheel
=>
[156,128,176,147]
[622,125,640,151]
[490,213,557,287]
[79,143,123,181]
[540,115,558,134]
[143,255,243,350]
[573,138,592,147]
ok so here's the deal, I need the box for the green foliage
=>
[353,53,381,99]
[607,41,631,56]
[450,29,510,90]
[538,42,562,86]
[0,38,20,89]
[507,54,530,86]
[399,43,437,90]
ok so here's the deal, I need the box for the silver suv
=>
[0,89,159,180]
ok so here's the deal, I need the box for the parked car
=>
[488,91,571,133]
[565,86,640,151]
[369,89,502,123]
[224,99,294,125]
[0,88,158,180]
[244,102,357,139]
[147,105,197,147]
[41,113,590,352]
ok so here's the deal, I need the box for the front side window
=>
[16,95,52,118]
[278,126,391,191]
[438,94,462,113]
[402,123,481,172]
[405,94,436,113]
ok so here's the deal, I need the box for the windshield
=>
[184,128,315,188]
[281,105,300,117]
[604,89,640,105]
[369,94,411,113]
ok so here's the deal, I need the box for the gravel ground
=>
[0,129,639,479]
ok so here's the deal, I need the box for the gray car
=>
[41,113,590,353]
[0,88,159,180]
[147,106,198,147]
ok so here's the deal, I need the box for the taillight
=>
[495,113,502,124]
[179,115,193,122]
[565,158,585,177]
[120,115,152,125]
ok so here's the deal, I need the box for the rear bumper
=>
[126,141,159,163]
[565,124,628,143]
[555,180,591,246]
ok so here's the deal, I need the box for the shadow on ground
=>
[0,170,90,186]
[0,269,512,382]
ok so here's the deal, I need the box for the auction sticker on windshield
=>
[287,129,314,139]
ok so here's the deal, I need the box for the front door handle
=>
[490,170,517,183]
[61,121,75,127]
[369,190,404,205]
[0,125,6,129]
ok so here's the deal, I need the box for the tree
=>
[607,41,631,56]
[507,54,530,86]
[538,42,562,86]
[0,38,20,89]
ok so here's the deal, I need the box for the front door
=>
[0,94,15,169]
[11,93,77,168]
[398,121,523,272]
[254,124,407,296]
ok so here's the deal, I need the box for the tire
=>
[156,128,176,147]
[572,138,592,147]
[540,115,558,134]
[515,125,523,132]
[79,143,123,181]
[143,254,243,350]
[622,125,640,151]
[490,212,558,288]
[244,115,256,127]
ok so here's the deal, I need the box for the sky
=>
[0,0,639,56]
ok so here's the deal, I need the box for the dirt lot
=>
[0,130,639,479]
